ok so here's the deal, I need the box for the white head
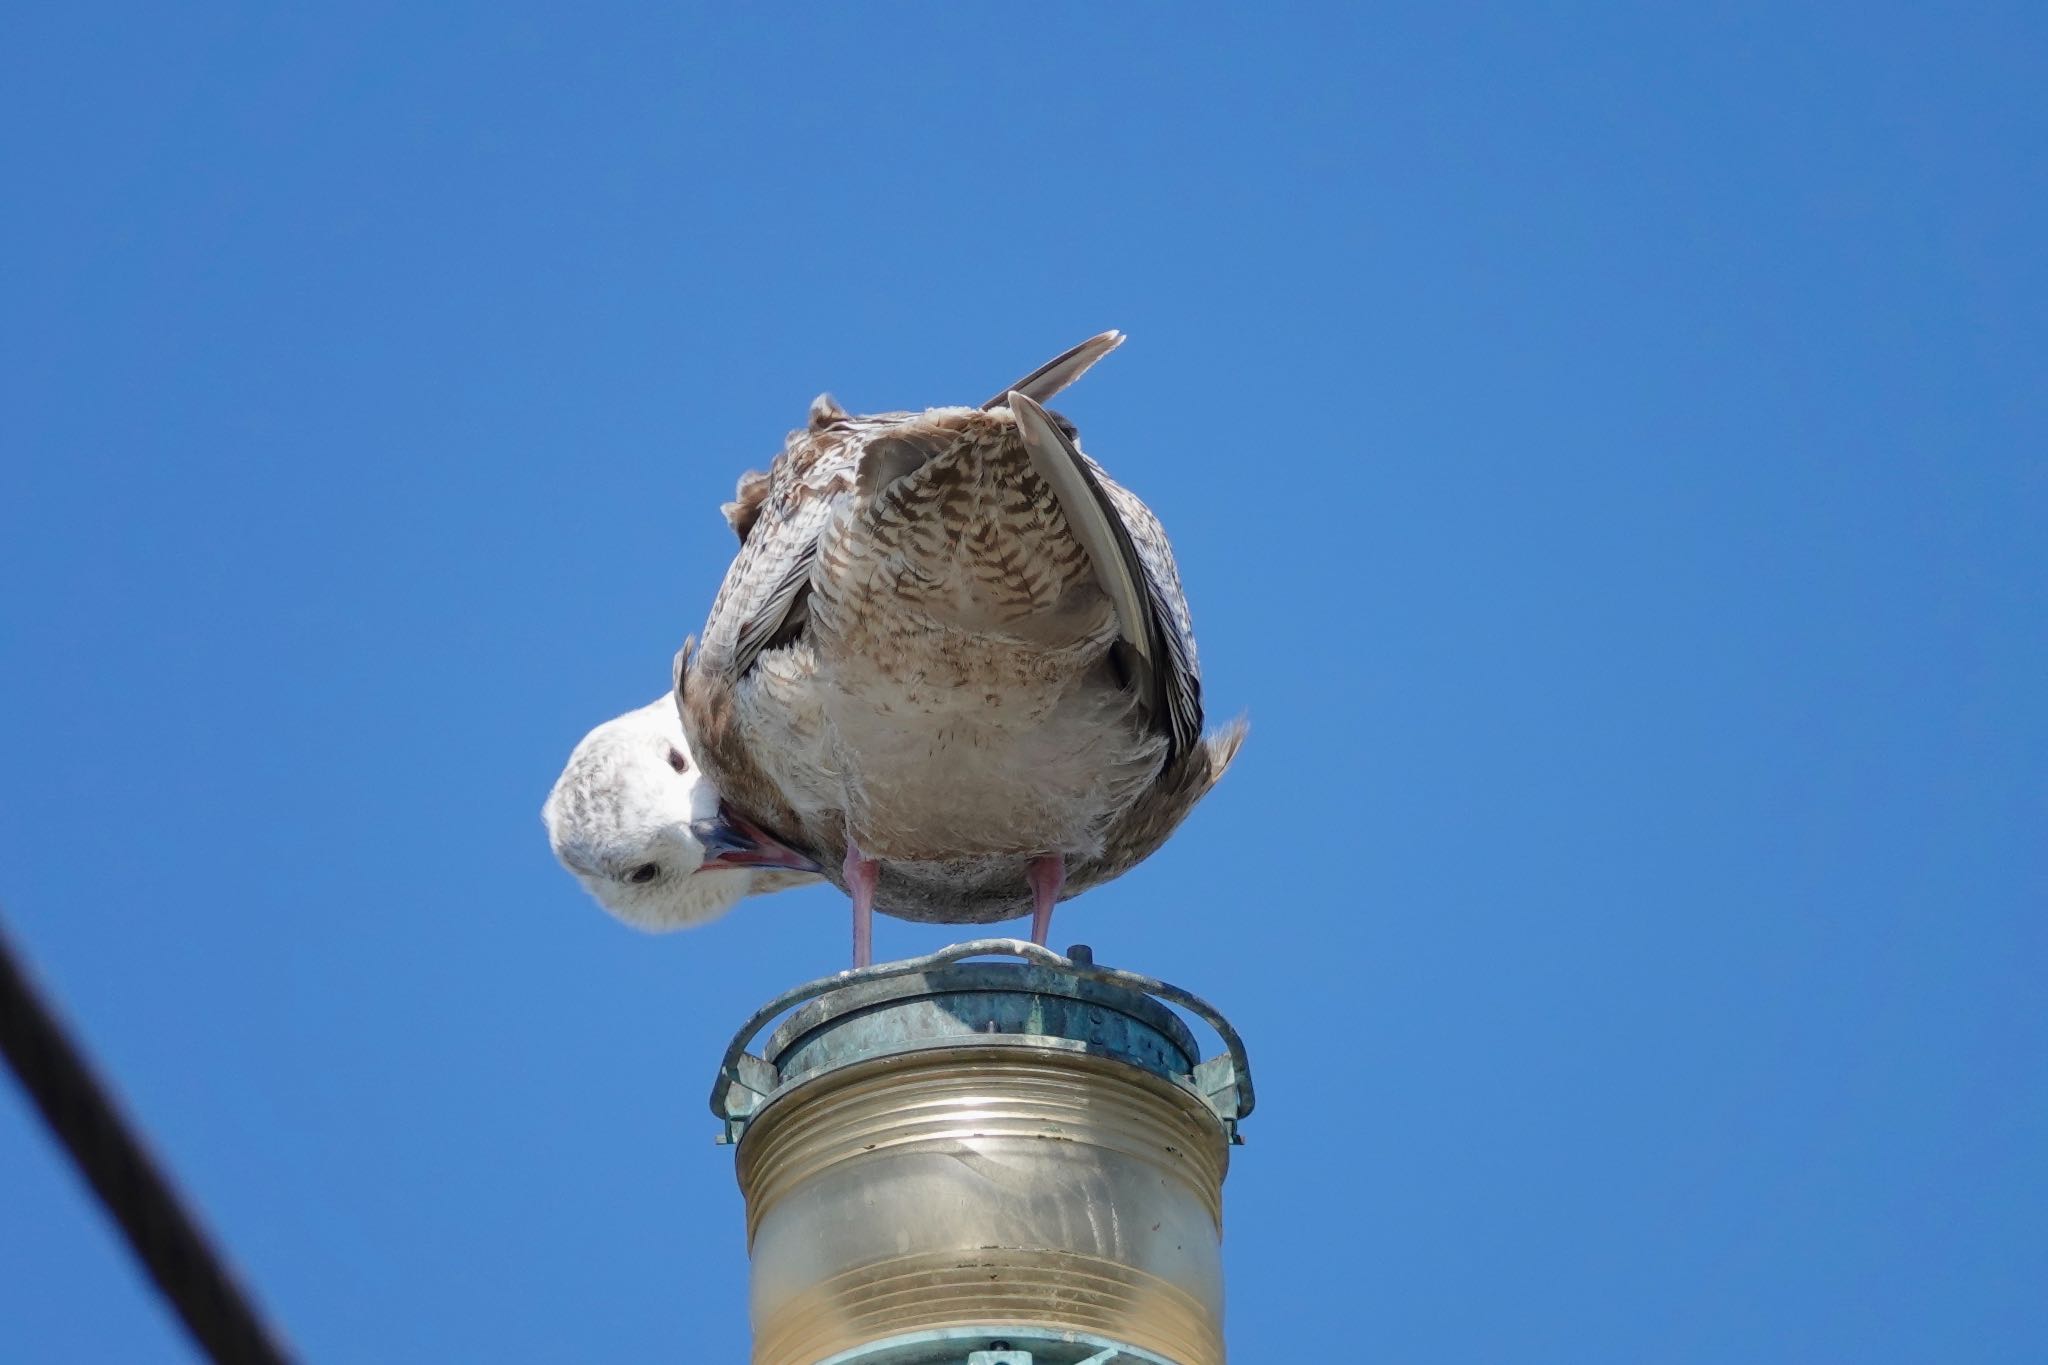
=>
[542,697,819,931]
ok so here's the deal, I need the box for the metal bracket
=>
[710,939,1255,1144]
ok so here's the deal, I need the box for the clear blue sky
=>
[2,5,2041,1361]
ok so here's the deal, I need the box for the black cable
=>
[0,910,297,1365]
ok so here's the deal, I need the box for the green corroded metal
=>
[811,1325,1178,1364]
[709,938,1256,1147]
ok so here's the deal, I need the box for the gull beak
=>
[690,806,822,874]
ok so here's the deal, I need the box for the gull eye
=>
[666,747,690,774]
[625,862,661,884]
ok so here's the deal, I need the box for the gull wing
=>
[981,330,1125,410]
[1008,390,1203,760]
[695,440,847,682]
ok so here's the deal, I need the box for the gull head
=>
[542,697,820,931]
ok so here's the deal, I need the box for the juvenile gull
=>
[542,698,820,931]
[680,331,1244,965]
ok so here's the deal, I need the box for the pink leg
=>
[1026,854,1065,947]
[844,844,880,969]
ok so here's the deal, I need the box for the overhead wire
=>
[0,909,297,1365]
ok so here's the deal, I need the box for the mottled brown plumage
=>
[678,332,1242,963]
[719,468,772,543]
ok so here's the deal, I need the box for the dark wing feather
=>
[982,331,1125,410]
[696,438,847,683]
[1007,391,1203,761]
[1096,472,1204,755]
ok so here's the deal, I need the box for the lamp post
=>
[711,940,1255,1365]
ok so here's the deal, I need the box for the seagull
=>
[542,697,821,932]
[679,331,1244,966]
